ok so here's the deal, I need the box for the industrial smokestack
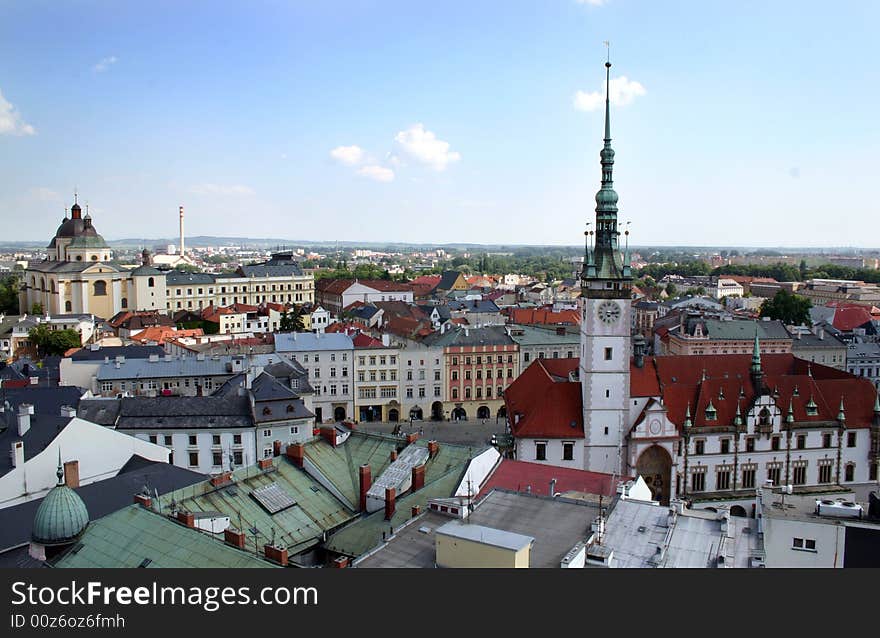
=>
[179,205,185,257]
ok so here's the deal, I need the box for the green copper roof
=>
[751,329,762,373]
[32,456,89,546]
[68,234,109,249]
[52,505,275,568]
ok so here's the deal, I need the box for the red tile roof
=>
[478,459,619,499]
[352,333,384,348]
[507,308,580,325]
[826,303,875,331]
[505,358,584,439]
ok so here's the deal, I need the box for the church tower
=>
[580,56,633,475]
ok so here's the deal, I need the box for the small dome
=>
[32,465,89,546]
[595,188,619,207]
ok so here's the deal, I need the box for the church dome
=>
[595,187,619,207]
[31,463,89,546]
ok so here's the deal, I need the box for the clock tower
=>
[580,57,633,476]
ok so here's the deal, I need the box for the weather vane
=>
[603,40,610,63]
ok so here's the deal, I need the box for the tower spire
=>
[751,326,762,373]
[56,449,64,486]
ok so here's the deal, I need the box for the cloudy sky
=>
[0,1,877,247]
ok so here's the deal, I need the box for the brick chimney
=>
[331,556,350,568]
[224,528,246,549]
[286,443,305,468]
[134,493,152,509]
[405,432,419,444]
[390,449,398,462]
[63,460,80,488]
[384,487,396,521]
[359,464,371,512]
[209,471,233,487]
[319,426,337,447]
[411,504,422,518]
[176,511,195,528]
[264,544,288,567]
[427,440,439,459]
[257,458,273,470]
[411,464,425,492]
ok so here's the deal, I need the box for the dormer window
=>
[704,401,717,421]
[806,397,818,416]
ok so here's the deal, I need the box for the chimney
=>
[264,544,288,567]
[176,510,195,528]
[179,205,185,257]
[17,404,32,436]
[60,405,76,419]
[390,449,397,462]
[384,487,396,520]
[319,426,337,447]
[224,528,246,549]
[411,464,426,492]
[427,440,439,459]
[286,442,305,468]
[257,458,273,471]
[332,556,350,568]
[405,432,418,444]
[359,464,371,511]
[411,505,422,518]
[134,493,152,509]
[11,441,24,468]
[550,478,557,497]
[209,471,233,487]
[63,460,80,488]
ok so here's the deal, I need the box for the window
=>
[290,426,299,435]
[188,452,199,467]
[604,347,613,361]
[465,387,471,399]
[845,463,855,482]
[720,439,730,454]
[797,435,806,450]
[406,388,414,399]
[535,442,547,461]
[767,464,781,486]
[691,470,706,492]
[233,450,243,465]
[538,352,545,360]
[465,371,471,380]
[452,371,458,381]
[524,352,531,362]
[793,538,816,552]
[792,462,807,485]
[452,388,458,399]
[434,370,440,381]
[93,280,107,296]
[746,437,755,453]
[466,357,471,365]
[148,277,155,287]
[870,462,878,481]
[212,451,222,467]
[563,442,574,461]
[418,387,426,398]
[188,434,197,446]
[741,465,756,489]
[822,433,832,448]
[847,432,856,448]
[771,436,780,451]
[164,435,172,446]
[263,429,271,437]
[818,462,832,484]
[330,367,336,377]
[452,357,458,366]
[212,434,221,446]
[694,440,705,455]
[716,468,731,490]
[148,434,158,444]
[233,434,242,445]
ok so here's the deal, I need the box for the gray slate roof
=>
[69,345,165,362]
[447,299,501,314]
[95,354,246,380]
[422,325,515,348]
[165,271,217,285]
[275,332,353,353]
[116,395,252,430]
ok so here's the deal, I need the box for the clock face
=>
[597,300,622,325]
[649,419,662,435]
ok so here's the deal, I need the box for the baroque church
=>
[505,61,880,508]
[19,196,167,318]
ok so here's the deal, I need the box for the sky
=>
[1,1,878,248]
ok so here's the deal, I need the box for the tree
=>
[279,307,305,332]
[0,274,21,314]
[665,283,678,297]
[31,302,43,315]
[28,325,82,356]
[759,289,812,326]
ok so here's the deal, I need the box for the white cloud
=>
[30,187,61,202]
[330,145,365,166]
[189,183,255,196]
[0,89,35,136]
[576,0,607,5]
[393,124,460,171]
[93,56,118,73]
[356,165,395,182]
[573,76,646,112]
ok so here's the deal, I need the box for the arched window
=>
[148,277,155,288]
[476,387,482,399]
[845,463,855,482]
[65,300,72,312]
[286,404,294,413]
[93,280,107,296]
[121,297,128,309]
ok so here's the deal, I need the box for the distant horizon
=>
[1,3,878,247]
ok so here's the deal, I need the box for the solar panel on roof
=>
[250,482,297,515]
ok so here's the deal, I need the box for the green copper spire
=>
[837,396,845,422]
[684,403,692,429]
[786,398,794,424]
[734,401,743,427]
[751,328,762,373]
[595,59,619,249]
[56,449,64,486]
[874,392,880,414]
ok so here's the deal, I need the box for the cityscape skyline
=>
[1,1,878,247]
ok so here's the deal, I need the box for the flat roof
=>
[435,519,534,552]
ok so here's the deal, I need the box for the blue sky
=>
[1,1,878,247]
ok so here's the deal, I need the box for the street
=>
[358,417,508,448]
